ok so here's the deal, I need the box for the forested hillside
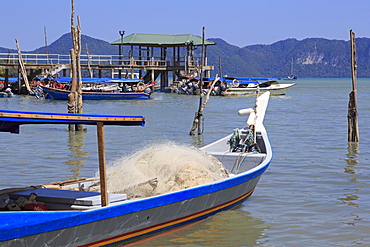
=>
[207,37,370,78]
[2,33,370,78]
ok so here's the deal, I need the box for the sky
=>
[2,0,370,51]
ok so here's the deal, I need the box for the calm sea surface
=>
[1,78,369,246]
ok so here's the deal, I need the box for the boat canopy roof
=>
[178,76,213,82]
[0,109,145,134]
[54,77,143,84]
[111,33,216,47]
[221,77,278,84]
[179,76,278,84]
[0,77,18,83]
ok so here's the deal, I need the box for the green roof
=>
[111,33,216,47]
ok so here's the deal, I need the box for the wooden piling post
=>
[15,39,31,93]
[68,0,83,131]
[97,122,108,207]
[189,76,220,135]
[86,44,93,78]
[190,27,206,136]
[198,27,206,135]
[348,30,360,142]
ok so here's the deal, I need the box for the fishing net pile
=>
[103,142,229,199]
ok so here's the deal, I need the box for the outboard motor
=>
[228,128,241,151]
[5,87,13,97]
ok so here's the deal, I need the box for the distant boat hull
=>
[40,85,151,100]
[0,92,13,98]
[222,83,296,96]
[284,76,298,80]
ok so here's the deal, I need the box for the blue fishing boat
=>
[38,77,152,100]
[0,92,272,246]
[0,78,17,97]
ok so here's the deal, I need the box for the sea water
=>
[0,78,369,246]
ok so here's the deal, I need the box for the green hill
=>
[2,33,370,78]
[207,37,370,78]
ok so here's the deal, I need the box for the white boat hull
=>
[222,83,296,96]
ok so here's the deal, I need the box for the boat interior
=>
[2,129,268,212]
[3,179,128,211]
[201,130,268,174]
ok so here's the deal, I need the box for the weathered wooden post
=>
[347,30,360,142]
[44,26,49,63]
[86,44,93,78]
[75,16,83,131]
[15,39,31,94]
[197,27,206,135]
[97,122,108,206]
[189,76,220,136]
[189,27,206,136]
[68,48,77,131]
[68,0,83,131]
[219,57,223,77]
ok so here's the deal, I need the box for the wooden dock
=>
[0,33,216,94]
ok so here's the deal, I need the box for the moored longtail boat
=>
[0,92,272,246]
[38,77,152,100]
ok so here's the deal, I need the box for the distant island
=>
[1,33,369,78]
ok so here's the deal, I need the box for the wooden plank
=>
[0,111,144,123]
[9,188,126,206]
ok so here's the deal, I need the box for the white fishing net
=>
[102,141,229,199]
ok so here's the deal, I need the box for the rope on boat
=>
[229,89,264,174]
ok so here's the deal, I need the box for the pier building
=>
[0,33,216,94]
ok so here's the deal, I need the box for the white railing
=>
[0,53,206,67]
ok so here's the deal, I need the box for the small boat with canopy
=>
[0,92,272,246]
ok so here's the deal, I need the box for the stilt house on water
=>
[1,33,215,94]
[110,33,216,91]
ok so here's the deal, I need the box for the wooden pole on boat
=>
[97,122,109,206]
[348,30,360,142]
